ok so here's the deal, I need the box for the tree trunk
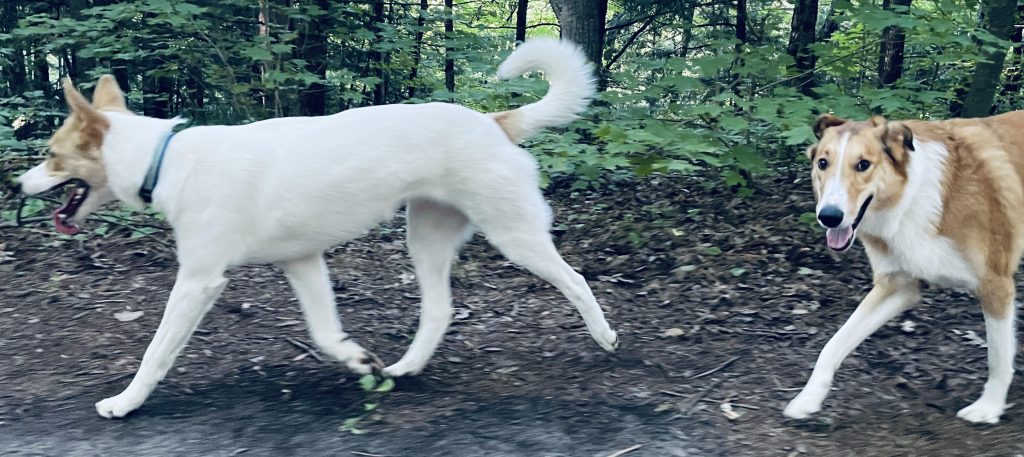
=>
[735,0,747,47]
[444,0,455,96]
[962,0,1017,117]
[369,0,387,105]
[187,67,205,110]
[678,1,696,57]
[818,0,840,43]
[1,0,26,98]
[549,0,608,74]
[408,0,428,98]
[300,0,330,115]
[1000,4,1024,105]
[32,48,50,96]
[515,0,528,42]
[731,0,747,96]
[143,75,173,119]
[877,0,911,86]
[787,0,818,96]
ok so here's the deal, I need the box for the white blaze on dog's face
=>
[15,75,128,235]
[808,114,913,251]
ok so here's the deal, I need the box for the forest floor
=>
[2,172,1023,456]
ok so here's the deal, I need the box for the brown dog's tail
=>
[488,39,596,144]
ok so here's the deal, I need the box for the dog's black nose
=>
[817,205,845,228]
[11,181,21,195]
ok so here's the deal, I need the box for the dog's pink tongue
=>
[826,226,854,251]
[52,211,81,235]
[52,187,81,235]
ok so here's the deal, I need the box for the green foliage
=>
[339,374,395,434]
[0,0,1014,195]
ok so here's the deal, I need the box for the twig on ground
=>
[690,355,741,380]
[351,452,387,457]
[659,389,687,397]
[677,379,723,417]
[285,336,324,362]
[606,444,643,457]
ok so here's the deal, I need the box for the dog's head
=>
[807,114,914,251]
[15,75,129,235]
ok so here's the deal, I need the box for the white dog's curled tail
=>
[489,39,597,143]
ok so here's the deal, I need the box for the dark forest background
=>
[1,0,1021,193]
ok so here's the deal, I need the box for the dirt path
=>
[2,174,1023,456]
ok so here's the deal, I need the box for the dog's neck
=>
[101,112,185,210]
[858,139,949,239]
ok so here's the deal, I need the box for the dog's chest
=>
[867,231,977,289]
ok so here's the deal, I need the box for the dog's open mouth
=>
[825,195,873,252]
[52,179,90,235]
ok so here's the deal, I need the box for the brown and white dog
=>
[784,112,1024,424]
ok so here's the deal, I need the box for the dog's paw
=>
[345,347,385,376]
[382,361,425,378]
[95,393,143,419]
[783,393,823,420]
[957,398,1006,424]
[597,329,618,353]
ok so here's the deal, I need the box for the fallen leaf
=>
[720,402,742,420]
[113,310,144,322]
[663,328,685,337]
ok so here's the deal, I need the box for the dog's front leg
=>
[783,275,919,419]
[95,268,227,418]
[957,276,1016,424]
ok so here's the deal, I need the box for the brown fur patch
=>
[91,74,129,112]
[489,110,526,143]
[38,78,114,189]
[813,114,847,139]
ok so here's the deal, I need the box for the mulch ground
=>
[1,171,1023,456]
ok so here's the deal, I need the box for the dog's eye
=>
[817,158,828,170]
[856,160,871,172]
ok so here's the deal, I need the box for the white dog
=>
[15,39,619,418]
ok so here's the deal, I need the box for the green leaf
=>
[373,378,395,393]
[357,374,377,391]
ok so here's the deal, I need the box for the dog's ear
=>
[92,75,128,112]
[813,114,846,139]
[869,115,887,127]
[63,77,110,148]
[880,121,914,176]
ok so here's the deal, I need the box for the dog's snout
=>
[817,206,844,228]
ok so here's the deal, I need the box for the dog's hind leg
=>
[466,187,618,353]
[783,274,919,419]
[384,198,472,377]
[95,266,228,418]
[280,254,382,375]
[958,276,1016,424]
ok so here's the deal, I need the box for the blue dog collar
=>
[138,129,179,204]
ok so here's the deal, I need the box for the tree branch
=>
[607,15,657,70]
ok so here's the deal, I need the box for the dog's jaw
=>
[16,161,67,196]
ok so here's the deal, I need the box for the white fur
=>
[819,132,850,215]
[495,38,596,141]
[859,140,976,289]
[16,39,617,419]
[784,283,920,419]
[957,307,1017,423]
